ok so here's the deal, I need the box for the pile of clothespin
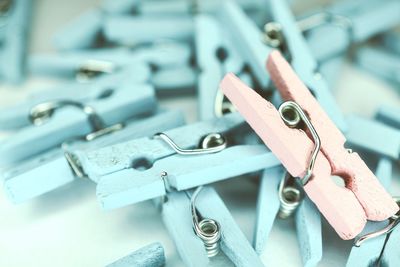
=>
[0,0,399,266]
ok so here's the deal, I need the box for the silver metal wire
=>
[278,101,321,185]
[190,186,221,257]
[262,22,286,50]
[278,174,303,219]
[76,59,116,82]
[214,89,236,118]
[354,197,400,247]
[297,12,353,42]
[154,132,227,155]
[30,100,123,177]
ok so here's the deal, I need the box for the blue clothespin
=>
[102,0,265,16]
[220,0,346,131]
[2,110,184,204]
[0,0,32,83]
[195,14,252,120]
[101,0,139,15]
[53,8,103,51]
[106,242,165,267]
[376,105,400,130]
[253,166,322,267]
[345,115,400,160]
[347,158,399,266]
[103,15,194,45]
[356,46,400,88]
[76,113,280,210]
[0,67,151,131]
[0,83,156,168]
[298,0,400,62]
[29,43,195,90]
[161,186,264,267]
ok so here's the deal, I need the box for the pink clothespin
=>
[219,50,399,239]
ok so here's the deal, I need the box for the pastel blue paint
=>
[2,110,185,204]
[53,8,102,51]
[0,0,32,83]
[376,105,400,129]
[106,242,165,267]
[345,115,400,159]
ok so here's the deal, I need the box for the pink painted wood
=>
[219,50,398,239]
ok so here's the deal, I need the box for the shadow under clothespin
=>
[0,0,32,83]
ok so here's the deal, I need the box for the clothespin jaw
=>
[219,50,398,239]
[346,158,394,267]
[105,242,165,267]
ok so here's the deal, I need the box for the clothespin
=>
[356,46,400,89]
[105,242,165,267]
[0,0,31,83]
[29,43,195,90]
[101,0,264,16]
[0,68,149,130]
[103,16,193,45]
[376,105,400,130]
[346,157,399,267]
[101,0,139,15]
[161,186,264,267]
[53,8,103,51]
[298,0,400,62]
[220,0,346,130]
[345,115,400,160]
[0,83,156,168]
[195,14,253,120]
[254,166,322,267]
[2,110,184,204]
[219,50,398,239]
[76,113,279,210]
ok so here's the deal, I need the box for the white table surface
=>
[0,1,399,266]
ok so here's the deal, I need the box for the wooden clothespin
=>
[2,110,184,204]
[254,166,322,266]
[219,50,398,239]
[162,186,264,267]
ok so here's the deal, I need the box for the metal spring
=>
[278,101,321,185]
[191,186,221,257]
[278,174,303,219]
[354,197,400,247]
